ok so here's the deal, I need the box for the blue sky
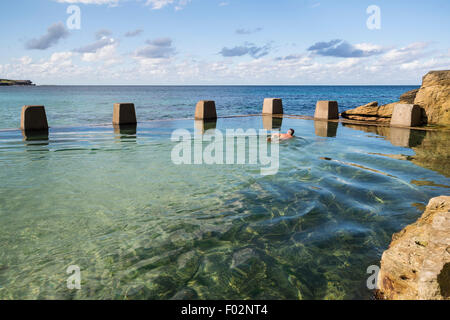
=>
[0,0,449,85]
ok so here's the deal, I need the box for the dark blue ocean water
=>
[0,85,418,129]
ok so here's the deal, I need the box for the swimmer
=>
[268,128,295,142]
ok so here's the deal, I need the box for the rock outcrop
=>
[414,70,450,125]
[376,196,450,300]
[340,101,395,122]
[341,70,450,126]
[400,89,419,104]
[0,79,34,86]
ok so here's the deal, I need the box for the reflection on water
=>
[342,124,426,148]
[0,117,448,300]
[22,129,49,143]
[262,115,283,131]
[388,127,425,148]
[343,123,450,177]
[113,124,137,142]
[314,120,338,138]
[194,119,217,134]
[410,179,449,189]
[113,124,137,136]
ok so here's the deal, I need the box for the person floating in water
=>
[268,128,295,142]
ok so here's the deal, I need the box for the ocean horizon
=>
[0,85,418,129]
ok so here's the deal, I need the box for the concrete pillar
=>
[20,105,48,131]
[262,115,283,130]
[314,101,339,120]
[390,104,422,127]
[195,100,217,120]
[262,98,283,115]
[113,103,137,125]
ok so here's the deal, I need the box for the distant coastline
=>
[0,79,35,86]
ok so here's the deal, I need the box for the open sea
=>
[0,85,418,129]
[0,85,449,300]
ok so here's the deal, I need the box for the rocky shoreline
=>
[341,70,450,126]
[376,196,450,300]
[339,70,450,300]
[0,79,35,86]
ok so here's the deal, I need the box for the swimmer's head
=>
[288,128,295,136]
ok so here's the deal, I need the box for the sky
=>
[0,0,449,85]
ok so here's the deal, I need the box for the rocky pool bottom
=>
[0,116,448,299]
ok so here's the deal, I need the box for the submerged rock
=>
[376,196,450,300]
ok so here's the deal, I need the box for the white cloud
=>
[3,38,449,84]
[81,42,119,65]
[54,0,119,4]
[2,52,76,79]
[145,0,190,10]
[54,0,189,9]
[354,43,383,52]
[378,42,430,65]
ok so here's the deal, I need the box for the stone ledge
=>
[376,196,450,300]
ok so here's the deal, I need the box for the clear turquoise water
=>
[0,115,448,300]
[0,85,418,129]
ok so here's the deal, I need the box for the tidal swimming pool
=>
[0,116,448,299]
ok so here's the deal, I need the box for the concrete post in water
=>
[262,98,283,115]
[195,100,217,120]
[20,105,48,131]
[314,101,339,120]
[113,103,137,125]
[390,104,422,127]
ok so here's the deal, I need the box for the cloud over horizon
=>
[145,0,190,10]
[54,0,119,5]
[74,30,116,53]
[25,22,69,50]
[125,29,143,37]
[135,37,175,59]
[235,27,263,35]
[308,39,383,58]
[54,0,190,10]
[220,43,271,59]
